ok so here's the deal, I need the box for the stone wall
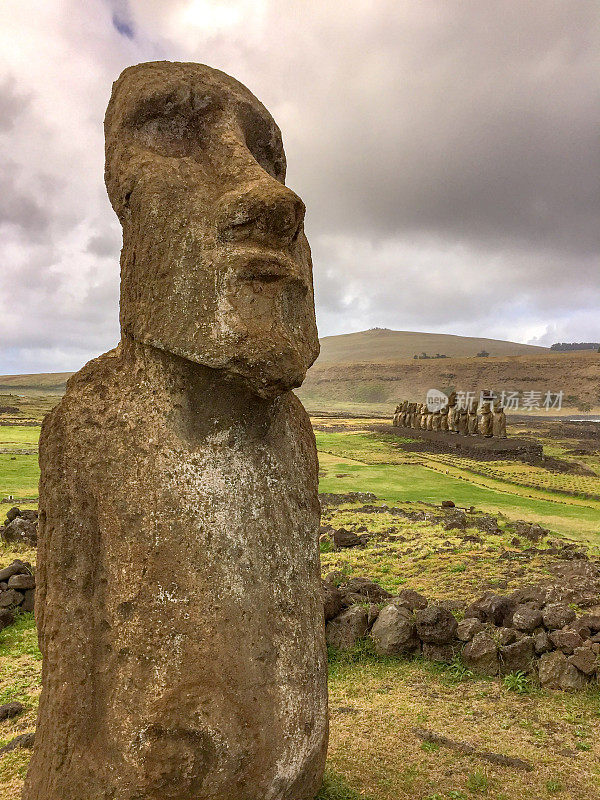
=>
[323,576,600,691]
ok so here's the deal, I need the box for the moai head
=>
[104,61,319,398]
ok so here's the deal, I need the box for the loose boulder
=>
[457,618,483,642]
[321,582,343,622]
[415,605,457,644]
[542,603,576,631]
[539,651,588,690]
[499,637,534,675]
[370,604,419,656]
[549,629,584,654]
[462,632,499,676]
[326,606,369,651]
[568,647,597,676]
[511,605,542,633]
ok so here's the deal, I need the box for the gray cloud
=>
[0,0,598,373]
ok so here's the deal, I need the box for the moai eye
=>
[238,104,286,182]
[130,92,217,158]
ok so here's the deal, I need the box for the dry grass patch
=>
[327,652,600,800]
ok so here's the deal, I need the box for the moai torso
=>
[24,62,327,800]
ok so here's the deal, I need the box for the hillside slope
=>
[0,373,71,392]
[317,328,547,363]
[297,349,600,413]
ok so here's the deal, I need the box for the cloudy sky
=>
[0,0,598,374]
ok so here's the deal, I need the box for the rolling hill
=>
[316,328,547,363]
[1,330,598,417]
[0,372,72,392]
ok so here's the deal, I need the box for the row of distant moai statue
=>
[392,392,507,438]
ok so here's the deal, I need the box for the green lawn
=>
[0,455,39,503]
[316,432,600,542]
[0,426,40,450]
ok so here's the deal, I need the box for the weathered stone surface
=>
[568,647,597,675]
[333,528,364,548]
[456,617,483,641]
[1,517,37,546]
[499,637,534,675]
[322,581,344,621]
[393,588,428,611]
[7,573,35,590]
[415,605,457,644]
[462,632,499,676]
[534,630,552,654]
[342,577,392,603]
[24,61,327,800]
[370,604,419,656]
[0,701,24,721]
[577,613,600,633]
[539,651,588,690]
[495,627,517,646]
[5,507,21,523]
[326,606,369,650]
[549,629,584,654]
[0,561,27,582]
[512,605,543,633]
[0,732,34,755]
[542,603,576,630]
[463,594,514,627]
[0,589,23,608]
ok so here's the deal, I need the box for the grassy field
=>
[1,417,600,798]
[316,428,600,542]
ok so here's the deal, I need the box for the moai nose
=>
[217,179,306,248]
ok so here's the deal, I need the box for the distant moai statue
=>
[446,391,458,432]
[467,399,479,435]
[479,401,494,437]
[432,409,441,431]
[401,400,409,426]
[426,410,434,430]
[493,402,507,438]
[440,404,449,431]
[457,406,469,435]
[393,404,401,426]
[24,62,328,800]
[410,402,418,428]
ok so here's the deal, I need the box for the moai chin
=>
[23,61,328,800]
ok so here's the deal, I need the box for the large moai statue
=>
[24,62,328,800]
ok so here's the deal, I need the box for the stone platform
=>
[379,424,543,459]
